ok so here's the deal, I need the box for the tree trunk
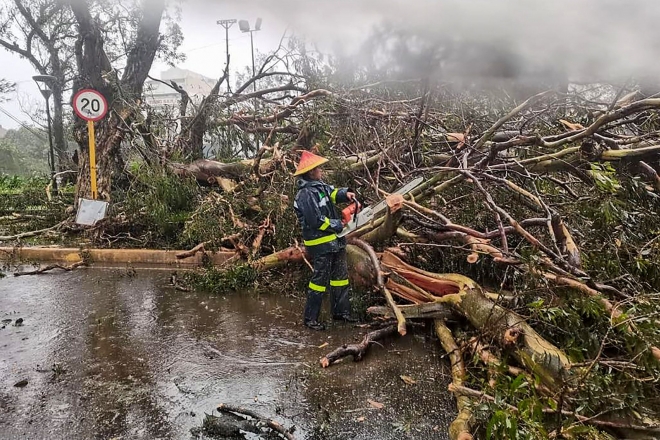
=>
[69,0,165,202]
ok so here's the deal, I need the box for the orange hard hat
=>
[293,150,328,176]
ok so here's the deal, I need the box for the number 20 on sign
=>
[73,89,108,200]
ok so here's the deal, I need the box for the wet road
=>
[0,268,454,439]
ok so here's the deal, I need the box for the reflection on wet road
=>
[0,268,453,439]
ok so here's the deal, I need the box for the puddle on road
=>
[0,268,454,439]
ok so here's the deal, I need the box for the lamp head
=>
[238,19,250,33]
[32,75,57,87]
[255,18,262,31]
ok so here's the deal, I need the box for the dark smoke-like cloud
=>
[191,0,660,83]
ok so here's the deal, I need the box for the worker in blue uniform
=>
[293,150,359,330]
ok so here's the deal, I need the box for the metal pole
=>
[88,120,98,200]
[250,31,256,93]
[45,95,57,192]
[225,25,230,90]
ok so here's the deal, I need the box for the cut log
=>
[368,303,455,320]
[252,246,306,271]
[358,194,404,244]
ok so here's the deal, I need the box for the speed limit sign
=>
[72,88,109,221]
[73,89,108,121]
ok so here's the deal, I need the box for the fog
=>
[193,0,660,83]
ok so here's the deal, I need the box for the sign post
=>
[88,120,98,199]
[73,89,109,225]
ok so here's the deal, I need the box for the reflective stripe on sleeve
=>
[319,217,331,231]
[330,188,339,204]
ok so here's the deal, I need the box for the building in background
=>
[0,124,6,138]
[143,67,216,115]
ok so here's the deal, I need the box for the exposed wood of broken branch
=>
[435,320,474,440]
[358,194,404,244]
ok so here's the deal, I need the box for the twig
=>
[0,221,67,241]
[320,324,398,368]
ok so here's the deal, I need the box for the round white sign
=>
[73,89,108,121]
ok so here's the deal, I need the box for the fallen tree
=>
[6,75,660,439]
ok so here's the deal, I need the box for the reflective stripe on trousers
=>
[303,248,352,323]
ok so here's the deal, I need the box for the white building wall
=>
[144,67,216,115]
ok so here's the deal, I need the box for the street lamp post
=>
[238,18,262,94]
[216,19,237,92]
[33,75,57,192]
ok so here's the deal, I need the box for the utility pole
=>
[216,19,236,92]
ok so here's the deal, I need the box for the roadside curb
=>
[0,246,236,268]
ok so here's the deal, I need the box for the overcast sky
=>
[2,0,660,130]
[0,1,291,129]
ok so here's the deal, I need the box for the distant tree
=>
[0,79,15,100]
[0,0,76,172]
[0,0,183,198]
[0,126,50,175]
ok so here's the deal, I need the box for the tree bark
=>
[440,289,571,387]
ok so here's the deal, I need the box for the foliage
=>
[0,78,15,101]
[0,127,50,176]
[0,175,73,239]
[115,165,199,247]
[185,264,257,294]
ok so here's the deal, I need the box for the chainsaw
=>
[338,177,424,238]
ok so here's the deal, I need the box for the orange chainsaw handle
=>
[341,199,361,225]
